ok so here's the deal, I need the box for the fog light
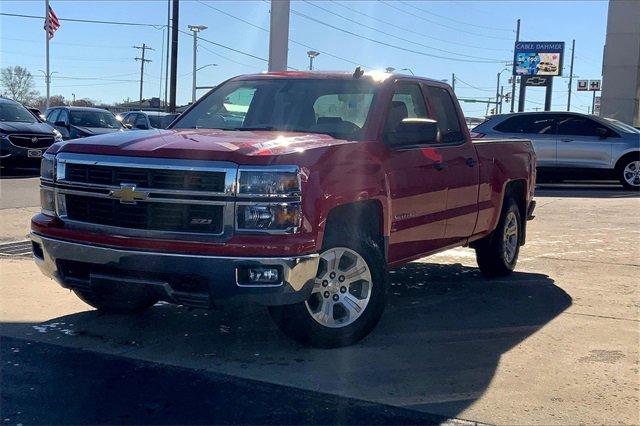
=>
[237,266,282,285]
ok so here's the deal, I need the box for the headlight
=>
[238,168,300,196]
[52,129,63,142]
[40,154,55,181]
[237,203,301,233]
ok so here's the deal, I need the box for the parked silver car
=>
[473,112,640,190]
[117,111,180,130]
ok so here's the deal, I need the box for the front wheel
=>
[475,198,522,278]
[618,156,640,191]
[269,231,387,348]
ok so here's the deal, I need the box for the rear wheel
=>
[618,155,640,191]
[269,229,387,348]
[73,286,158,314]
[475,198,522,278]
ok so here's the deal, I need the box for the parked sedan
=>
[473,111,640,190]
[45,106,125,140]
[0,97,62,166]
[119,111,180,130]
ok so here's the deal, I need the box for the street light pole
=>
[188,24,207,104]
[307,50,320,70]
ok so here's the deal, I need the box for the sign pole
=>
[45,0,50,110]
[544,78,553,111]
[567,39,575,111]
[592,90,596,115]
[510,19,520,113]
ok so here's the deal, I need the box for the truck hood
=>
[52,128,357,163]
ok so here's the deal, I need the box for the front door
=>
[383,82,448,264]
[555,114,614,169]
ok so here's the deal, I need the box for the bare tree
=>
[0,66,39,105]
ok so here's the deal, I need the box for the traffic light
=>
[504,93,511,103]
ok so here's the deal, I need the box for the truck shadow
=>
[536,184,638,198]
[1,261,571,421]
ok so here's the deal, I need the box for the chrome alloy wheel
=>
[305,247,372,328]
[623,161,640,187]
[503,211,519,264]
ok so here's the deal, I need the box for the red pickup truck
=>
[32,71,536,348]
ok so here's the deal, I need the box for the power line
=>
[0,12,164,28]
[197,1,369,68]
[329,1,508,53]
[397,1,513,33]
[379,1,511,41]
[302,1,504,62]
[450,77,496,92]
[177,29,268,64]
[289,8,505,63]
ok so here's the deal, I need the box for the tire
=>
[73,285,158,314]
[475,197,522,278]
[617,154,640,191]
[269,227,387,348]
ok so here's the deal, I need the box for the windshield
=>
[172,78,378,140]
[603,118,640,134]
[69,110,122,129]
[148,114,179,129]
[0,102,36,123]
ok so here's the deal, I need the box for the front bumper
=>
[30,233,319,307]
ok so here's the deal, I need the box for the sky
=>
[0,0,608,117]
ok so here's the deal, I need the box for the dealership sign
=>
[513,41,565,77]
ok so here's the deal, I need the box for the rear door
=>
[493,114,557,168]
[555,114,614,169]
[384,81,448,263]
[424,85,480,245]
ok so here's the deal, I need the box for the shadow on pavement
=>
[0,165,41,179]
[0,262,571,423]
[536,183,638,198]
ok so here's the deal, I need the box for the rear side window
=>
[47,109,60,123]
[425,87,464,144]
[494,114,555,134]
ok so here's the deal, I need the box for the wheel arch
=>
[502,179,528,246]
[614,150,640,172]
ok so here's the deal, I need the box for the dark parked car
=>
[473,112,640,190]
[45,106,125,140]
[26,106,46,121]
[0,97,62,166]
[118,111,180,130]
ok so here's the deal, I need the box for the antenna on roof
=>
[353,66,364,79]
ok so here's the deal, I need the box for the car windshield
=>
[172,78,379,140]
[148,114,179,129]
[0,103,36,123]
[69,110,121,129]
[603,118,640,134]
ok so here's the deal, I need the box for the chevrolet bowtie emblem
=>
[109,184,148,204]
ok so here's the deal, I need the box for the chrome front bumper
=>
[30,233,319,307]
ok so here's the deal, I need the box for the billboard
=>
[513,41,565,77]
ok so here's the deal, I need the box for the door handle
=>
[465,157,477,167]
[434,162,448,171]
[560,138,573,143]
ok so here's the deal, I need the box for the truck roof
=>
[232,70,449,87]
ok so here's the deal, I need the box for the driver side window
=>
[384,83,428,134]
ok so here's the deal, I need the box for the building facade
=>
[600,0,640,126]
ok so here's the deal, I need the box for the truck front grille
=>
[65,163,226,192]
[65,194,224,234]
[8,134,55,149]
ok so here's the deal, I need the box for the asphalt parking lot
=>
[1,171,638,425]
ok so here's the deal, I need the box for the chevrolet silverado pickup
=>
[32,70,536,348]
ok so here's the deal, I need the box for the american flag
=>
[44,5,60,39]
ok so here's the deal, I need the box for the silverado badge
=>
[109,183,148,204]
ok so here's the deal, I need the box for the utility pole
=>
[510,18,520,113]
[164,0,171,110]
[567,39,575,111]
[188,24,207,104]
[169,0,179,112]
[307,51,320,70]
[451,73,456,92]
[499,86,504,114]
[268,0,290,71]
[134,44,153,109]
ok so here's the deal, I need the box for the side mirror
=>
[54,120,68,128]
[386,118,439,147]
[123,123,133,129]
[596,127,609,139]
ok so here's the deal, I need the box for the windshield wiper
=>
[234,126,277,131]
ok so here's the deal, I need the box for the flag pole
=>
[45,0,50,110]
